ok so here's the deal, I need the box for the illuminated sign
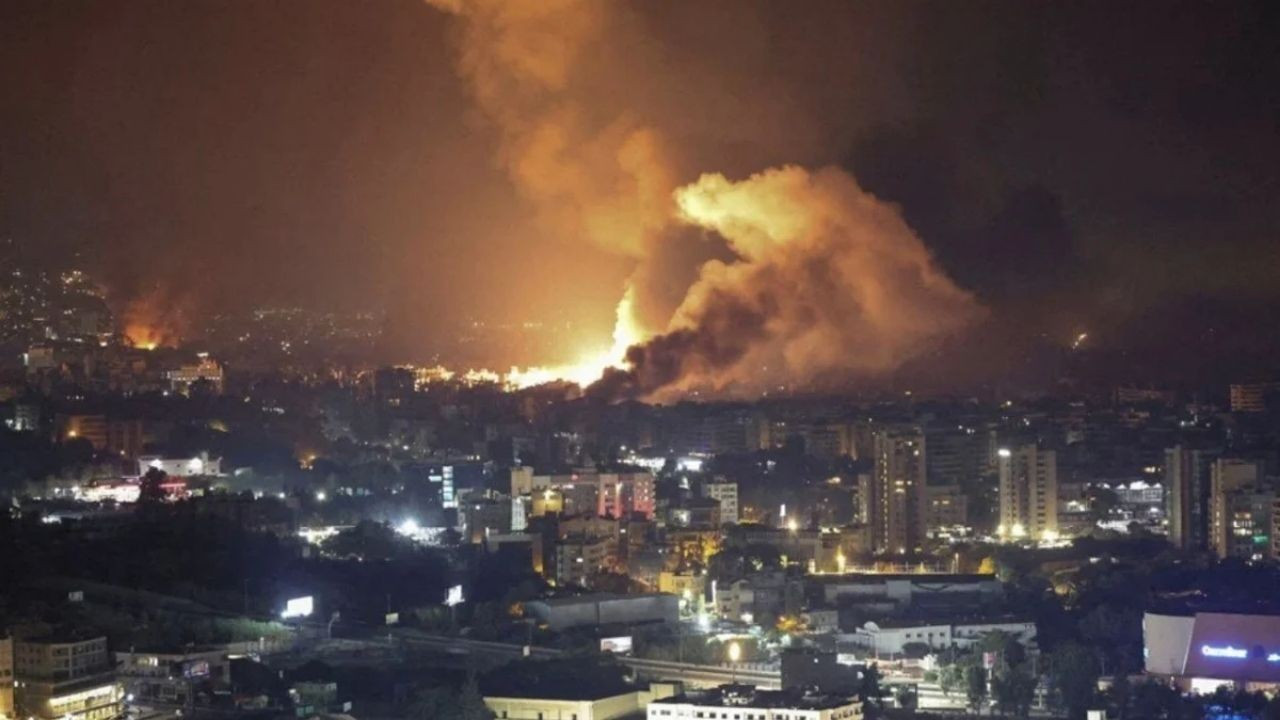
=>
[1201,644,1248,659]
[445,585,464,607]
[282,596,314,619]
[600,636,633,654]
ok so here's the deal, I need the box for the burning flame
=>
[123,324,164,351]
[416,286,644,391]
[503,284,643,389]
[121,291,184,350]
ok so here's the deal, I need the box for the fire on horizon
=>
[5,1,1280,393]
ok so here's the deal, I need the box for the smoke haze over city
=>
[4,0,1280,390]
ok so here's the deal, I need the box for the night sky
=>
[3,0,1279,384]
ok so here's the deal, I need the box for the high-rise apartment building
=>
[925,425,996,486]
[925,484,969,532]
[1208,458,1269,560]
[0,636,13,720]
[997,445,1058,541]
[870,427,927,555]
[1165,445,1219,551]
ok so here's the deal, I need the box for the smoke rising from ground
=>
[429,1,983,398]
[425,0,678,340]
[594,167,983,399]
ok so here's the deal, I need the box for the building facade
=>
[14,635,122,720]
[1145,611,1280,692]
[552,534,619,588]
[849,618,1036,656]
[0,636,13,720]
[925,484,969,533]
[648,685,862,720]
[1165,445,1218,551]
[869,427,927,555]
[701,480,739,526]
[1208,459,1268,560]
[997,445,1058,541]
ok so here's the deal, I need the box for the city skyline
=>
[4,1,1280,394]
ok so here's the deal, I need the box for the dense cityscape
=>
[5,249,1280,720]
[5,1,1280,720]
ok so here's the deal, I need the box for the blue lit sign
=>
[1201,645,1248,659]
[1268,653,1280,663]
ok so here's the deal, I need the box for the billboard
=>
[282,596,314,619]
[600,636,633,654]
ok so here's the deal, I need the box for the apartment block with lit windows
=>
[0,636,14,720]
[14,635,122,720]
[997,445,1058,542]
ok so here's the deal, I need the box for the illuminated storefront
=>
[1144,612,1280,693]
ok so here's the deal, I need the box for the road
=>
[296,630,1000,711]
[392,631,782,688]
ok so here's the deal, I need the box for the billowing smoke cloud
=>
[593,166,983,399]
[428,1,983,399]
[119,283,191,349]
[425,0,677,289]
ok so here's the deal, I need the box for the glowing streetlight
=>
[315,490,327,502]
[727,641,742,684]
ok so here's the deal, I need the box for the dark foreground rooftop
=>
[651,684,858,711]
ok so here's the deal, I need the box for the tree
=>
[410,677,493,720]
[858,663,887,706]
[322,520,406,561]
[894,684,918,711]
[1048,641,1101,719]
[456,674,494,720]
[1108,671,1131,720]
[139,467,169,506]
[965,665,988,713]
[939,663,964,698]
[991,665,1036,718]
[1079,604,1142,673]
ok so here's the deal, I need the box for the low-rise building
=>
[14,634,122,720]
[166,355,224,395]
[780,649,861,696]
[1144,611,1280,693]
[552,534,619,588]
[818,573,1002,612]
[485,681,677,720]
[135,452,222,479]
[525,593,678,631]
[115,648,230,705]
[648,684,862,720]
[847,617,1036,656]
[714,572,804,625]
[701,480,739,526]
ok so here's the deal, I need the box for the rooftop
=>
[820,573,997,585]
[532,592,673,607]
[653,684,858,711]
